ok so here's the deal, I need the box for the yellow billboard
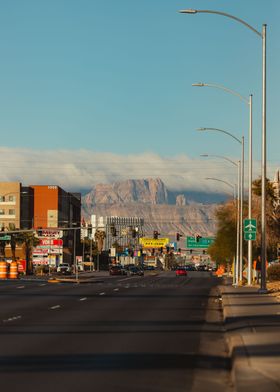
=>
[139,238,169,248]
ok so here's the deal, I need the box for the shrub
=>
[267,263,280,281]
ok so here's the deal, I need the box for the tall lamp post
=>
[201,154,240,285]
[197,127,244,283]
[194,82,253,285]
[180,7,267,292]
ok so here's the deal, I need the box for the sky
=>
[0,0,279,194]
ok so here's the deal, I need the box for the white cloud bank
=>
[0,147,277,194]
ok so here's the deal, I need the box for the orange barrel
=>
[0,261,8,279]
[9,261,18,279]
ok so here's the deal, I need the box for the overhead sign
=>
[140,238,169,248]
[244,232,256,241]
[244,219,257,233]
[0,235,11,241]
[186,236,215,249]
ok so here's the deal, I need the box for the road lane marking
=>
[79,297,87,301]
[17,286,25,289]
[50,305,61,310]
[3,315,22,323]
[113,288,119,291]
[39,283,46,286]
[99,292,106,296]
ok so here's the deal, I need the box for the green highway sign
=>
[0,235,11,241]
[244,232,256,241]
[186,236,215,249]
[244,219,257,233]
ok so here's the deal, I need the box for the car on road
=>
[109,265,127,276]
[126,266,144,276]
[175,267,188,276]
[57,263,72,275]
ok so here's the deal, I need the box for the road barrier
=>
[9,261,18,279]
[0,261,8,279]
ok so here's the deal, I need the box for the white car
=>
[57,263,72,275]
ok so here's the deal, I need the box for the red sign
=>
[17,260,26,272]
[39,239,63,246]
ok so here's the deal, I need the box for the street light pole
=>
[201,154,239,284]
[197,127,244,283]
[180,8,267,292]
[193,82,253,285]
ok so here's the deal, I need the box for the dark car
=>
[126,266,144,276]
[109,265,126,276]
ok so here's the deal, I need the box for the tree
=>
[15,231,40,274]
[252,177,280,260]
[207,200,237,266]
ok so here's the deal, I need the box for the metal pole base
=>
[258,288,268,294]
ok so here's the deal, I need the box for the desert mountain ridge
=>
[81,178,224,237]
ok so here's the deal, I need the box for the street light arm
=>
[179,9,262,38]
[205,177,235,189]
[197,127,242,144]
[200,154,238,167]
[192,82,249,105]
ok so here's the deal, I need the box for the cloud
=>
[0,147,277,193]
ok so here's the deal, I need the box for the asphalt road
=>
[0,272,232,392]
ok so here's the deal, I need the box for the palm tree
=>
[16,231,40,274]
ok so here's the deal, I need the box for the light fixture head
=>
[192,82,204,87]
[179,9,197,14]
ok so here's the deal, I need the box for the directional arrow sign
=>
[244,232,256,241]
[244,219,257,233]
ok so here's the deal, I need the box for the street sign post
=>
[244,219,257,241]
[244,219,257,233]
[244,232,256,241]
[0,235,11,241]
[186,236,215,249]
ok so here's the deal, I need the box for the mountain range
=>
[82,178,223,238]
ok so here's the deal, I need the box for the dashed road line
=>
[50,305,61,310]
[99,292,106,296]
[39,283,47,286]
[113,288,119,291]
[17,286,25,289]
[79,297,87,301]
[3,315,22,323]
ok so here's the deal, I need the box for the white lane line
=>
[79,297,87,301]
[39,283,46,286]
[17,286,25,289]
[50,305,61,310]
[99,292,106,296]
[3,315,22,323]
[113,288,119,291]
[119,277,135,282]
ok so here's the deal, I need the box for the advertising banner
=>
[139,238,169,248]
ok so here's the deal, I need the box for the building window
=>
[8,195,15,202]
[0,209,4,215]
[0,196,5,202]
[9,209,15,215]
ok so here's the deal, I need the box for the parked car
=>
[175,267,188,276]
[109,265,127,276]
[57,263,72,275]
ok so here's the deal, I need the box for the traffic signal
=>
[110,225,117,236]
[190,249,193,254]
[176,233,180,241]
[178,248,181,253]
[196,234,202,243]
[203,250,206,255]
[132,229,137,238]
[153,230,159,239]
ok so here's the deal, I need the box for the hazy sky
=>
[0,0,279,192]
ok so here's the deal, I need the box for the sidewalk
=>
[220,281,280,392]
